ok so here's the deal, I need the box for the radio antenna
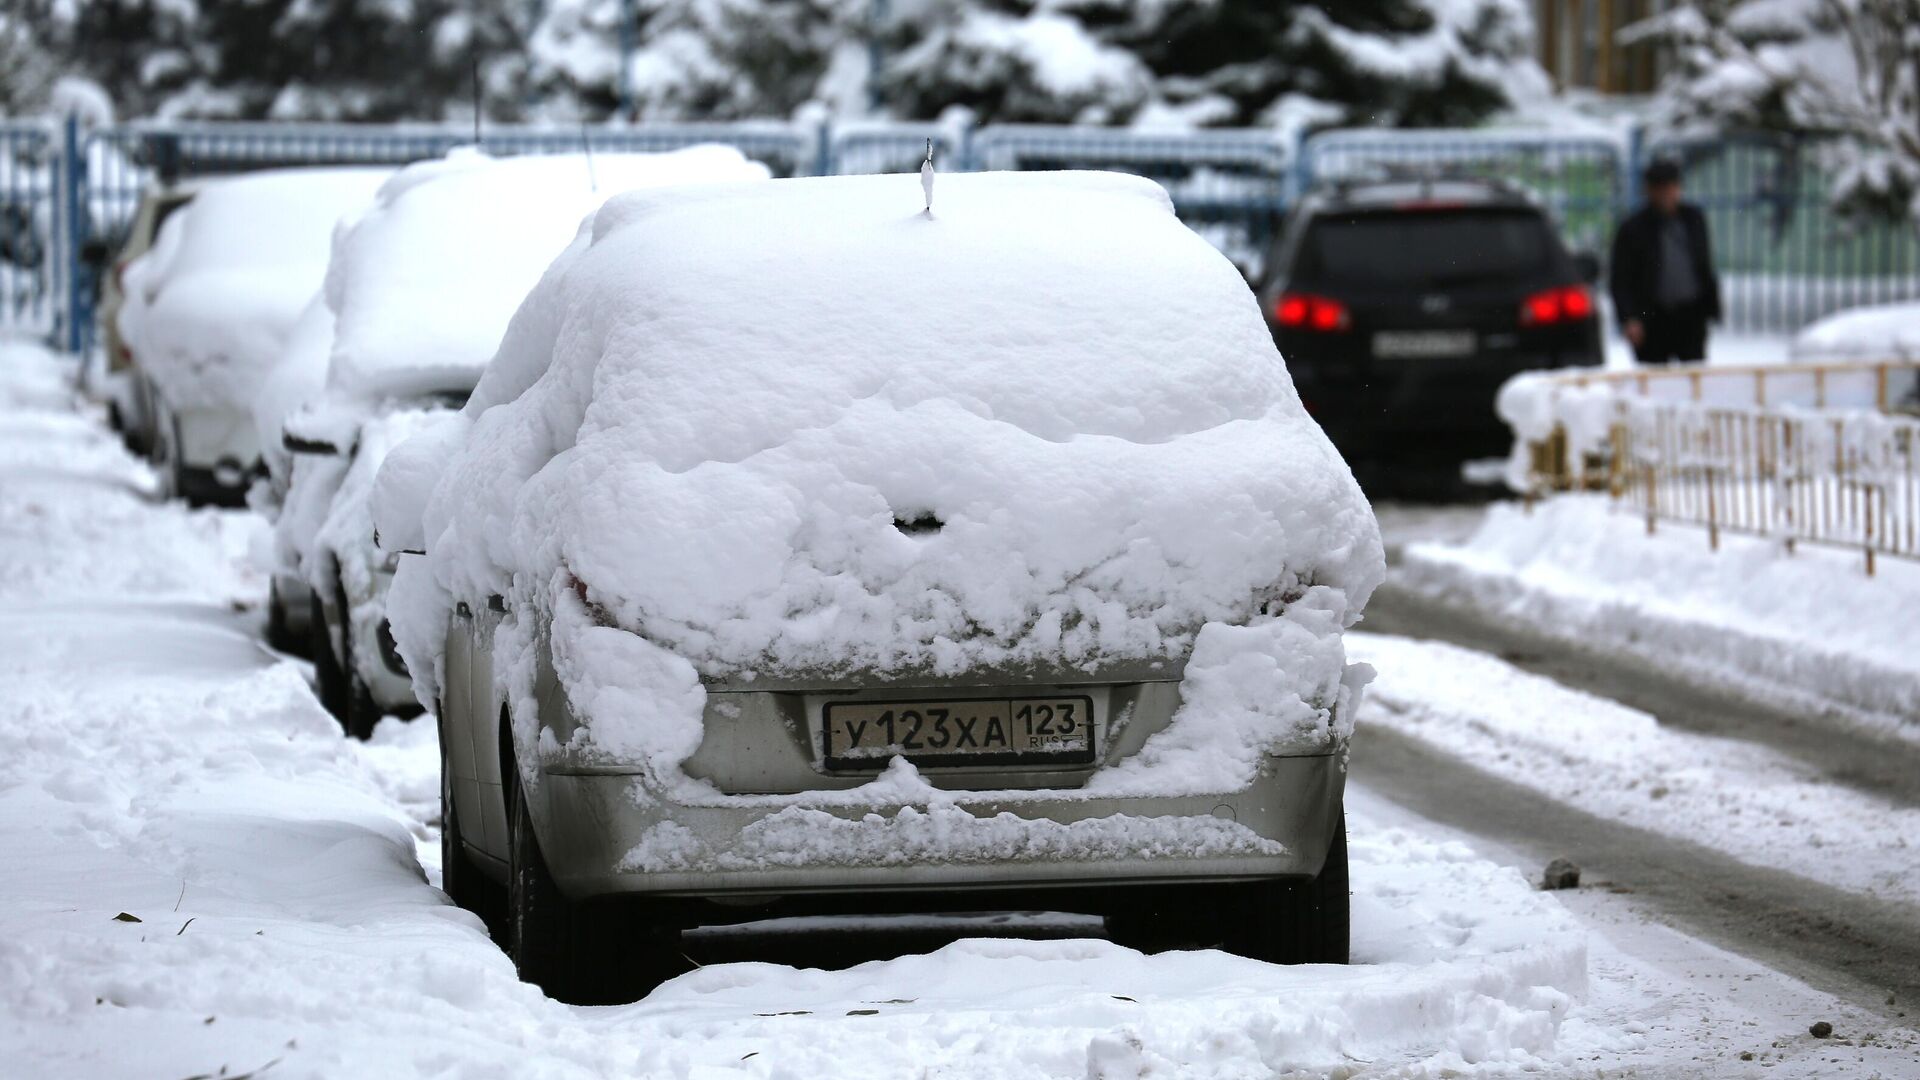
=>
[580,123,598,191]
[470,56,483,148]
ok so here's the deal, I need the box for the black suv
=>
[1258,178,1602,472]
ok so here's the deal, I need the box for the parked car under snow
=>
[376,170,1384,1003]
[115,167,389,505]
[263,146,772,737]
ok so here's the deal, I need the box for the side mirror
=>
[1571,251,1601,285]
[283,429,346,456]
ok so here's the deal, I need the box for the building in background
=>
[1535,0,1669,95]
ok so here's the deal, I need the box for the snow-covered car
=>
[378,171,1384,1004]
[116,167,389,505]
[276,147,772,737]
[1793,301,1920,366]
[94,181,201,456]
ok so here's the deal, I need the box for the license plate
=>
[822,696,1095,769]
[1372,330,1476,359]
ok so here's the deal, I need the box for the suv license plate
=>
[1372,330,1476,359]
[823,697,1095,769]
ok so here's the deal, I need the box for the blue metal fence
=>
[1299,129,1629,259]
[7,118,1918,353]
[0,120,68,343]
[828,122,963,176]
[68,121,822,354]
[972,126,1289,275]
[1646,133,1920,333]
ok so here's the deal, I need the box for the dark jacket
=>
[1608,202,1721,324]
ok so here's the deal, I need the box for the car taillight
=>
[1274,293,1350,332]
[1520,285,1595,326]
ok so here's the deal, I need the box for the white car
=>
[377,171,1383,1003]
[116,167,390,505]
[90,181,201,457]
[275,147,771,737]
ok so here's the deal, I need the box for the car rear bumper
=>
[533,752,1346,901]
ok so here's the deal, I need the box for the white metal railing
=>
[1507,361,1920,575]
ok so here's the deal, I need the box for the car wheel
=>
[340,625,382,741]
[1221,809,1350,965]
[506,760,682,1004]
[150,411,181,502]
[440,722,504,935]
[309,588,348,723]
[264,580,305,655]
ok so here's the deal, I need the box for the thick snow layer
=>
[1399,496,1920,731]
[115,168,390,412]
[250,294,336,503]
[319,146,771,402]
[12,340,1918,1077]
[269,146,771,672]
[1792,300,1920,363]
[1353,631,1920,905]
[387,170,1380,795]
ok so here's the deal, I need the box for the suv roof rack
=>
[1316,167,1533,209]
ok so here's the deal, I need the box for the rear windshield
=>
[1296,209,1557,288]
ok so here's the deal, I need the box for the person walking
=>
[1609,159,1721,365]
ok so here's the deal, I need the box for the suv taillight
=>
[1275,293,1350,332]
[1520,285,1595,326]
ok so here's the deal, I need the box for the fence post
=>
[1623,123,1646,219]
[62,113,88,356]
[1865,485,1876,576]
[813,121,832,178]
[1289,128,1314,205]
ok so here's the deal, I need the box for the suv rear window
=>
[1296,209,1556,288]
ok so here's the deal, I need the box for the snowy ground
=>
[1399,496,1920,735]
[1353,632,1920,907]
[3,339,1914,1077]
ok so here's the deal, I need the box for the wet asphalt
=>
[1356,577,1920,1020]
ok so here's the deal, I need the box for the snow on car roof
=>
[119,166,391,411]
[322,146,770,402]
[396,169,1380,684]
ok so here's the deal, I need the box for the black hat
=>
[1644,159,1682,186]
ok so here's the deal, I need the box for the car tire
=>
[340,626,382,741]
[264,580,305,655]
[309,588,348,723]
[506,760,682,1005]
[440,723,504,935]
[151,411,182,503]
[1221,809,1350,966]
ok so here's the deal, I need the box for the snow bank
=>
[115,168,390,412]
[1398,495,1920,729]
[1792,300,1920,364]
[1354,631,1920,905]
[386,169,1380,793]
